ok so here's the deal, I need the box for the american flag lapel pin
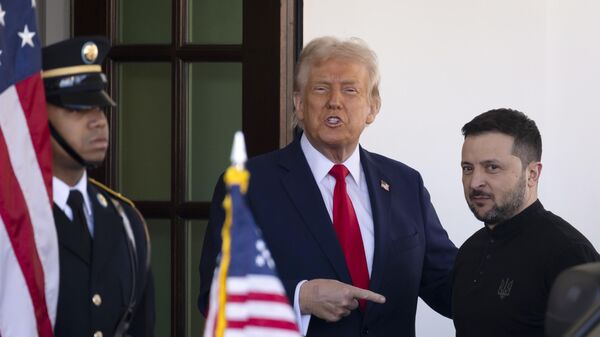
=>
[380,180,390,191]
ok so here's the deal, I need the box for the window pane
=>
[118,0,171,44]
[186,220,208,336]
[186,63,242,201]
[118,63,171,200]
[188,0,242,44]
[147,219,171,337]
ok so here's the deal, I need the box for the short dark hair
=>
[462,108,542,166]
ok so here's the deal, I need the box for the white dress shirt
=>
[52,171,95,236]
[293,134,374,335]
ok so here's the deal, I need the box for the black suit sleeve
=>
[128,271,156,337]
[121,201,156,337]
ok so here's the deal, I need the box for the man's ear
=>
[366,97,381,125]
[293,92,304,121]
[527,161,543,187]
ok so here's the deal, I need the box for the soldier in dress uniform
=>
[42,36,155,337]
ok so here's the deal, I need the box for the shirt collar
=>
[53,171,92,215]
[300,133,362,185]
[487,199,544,239]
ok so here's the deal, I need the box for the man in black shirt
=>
[452,108,599,337]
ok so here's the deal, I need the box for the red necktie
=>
[329,164,370,311]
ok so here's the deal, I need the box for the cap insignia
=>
[81,42,99,64]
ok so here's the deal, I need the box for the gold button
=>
[92,294,102,306]
[93,331,103,337]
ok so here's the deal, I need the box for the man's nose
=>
[469,168,486,189]
[326,90,343,110]
[87,108,107,128]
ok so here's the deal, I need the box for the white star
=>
[31,0,36,8]
[0,4,6,26]
[18,25,36,48]
[0,50,3,66]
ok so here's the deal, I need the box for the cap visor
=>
[56,90,116,110]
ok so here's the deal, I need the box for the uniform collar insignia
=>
[96,193,108,208]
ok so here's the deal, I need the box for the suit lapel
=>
[278,140,353,284]
[88,184,122,278]
[53,205,91,265]
[360,148,392,316]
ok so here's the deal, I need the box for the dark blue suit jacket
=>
[199,138,457,337]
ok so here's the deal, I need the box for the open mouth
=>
[325,116,342,126]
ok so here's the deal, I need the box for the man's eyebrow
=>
[480,159,500,165]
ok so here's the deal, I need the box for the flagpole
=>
[215,131,248,337]
[230,131,248,170]
[203,131,301,337]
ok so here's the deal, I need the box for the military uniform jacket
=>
[53,180,155,337]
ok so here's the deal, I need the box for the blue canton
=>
[0,0,41,93]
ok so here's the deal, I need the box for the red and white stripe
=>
[204,274,301,337]
[0,75,59,337]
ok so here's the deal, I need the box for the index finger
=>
[350,287,386,304]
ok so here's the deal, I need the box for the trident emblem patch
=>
[498,278,514,300]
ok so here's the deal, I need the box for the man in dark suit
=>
[43,36,155,337]
[199,36,457,337]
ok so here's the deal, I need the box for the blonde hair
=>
[294,36,381,108]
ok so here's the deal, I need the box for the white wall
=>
[39,0,71,46]
[303,1,600,336]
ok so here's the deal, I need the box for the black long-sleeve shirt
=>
[452,200,599,337]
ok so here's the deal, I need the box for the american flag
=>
[0,1,59,337]
[203,165,302,337]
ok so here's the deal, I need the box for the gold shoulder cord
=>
[88,178,135,208]
[88,178,151,269]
